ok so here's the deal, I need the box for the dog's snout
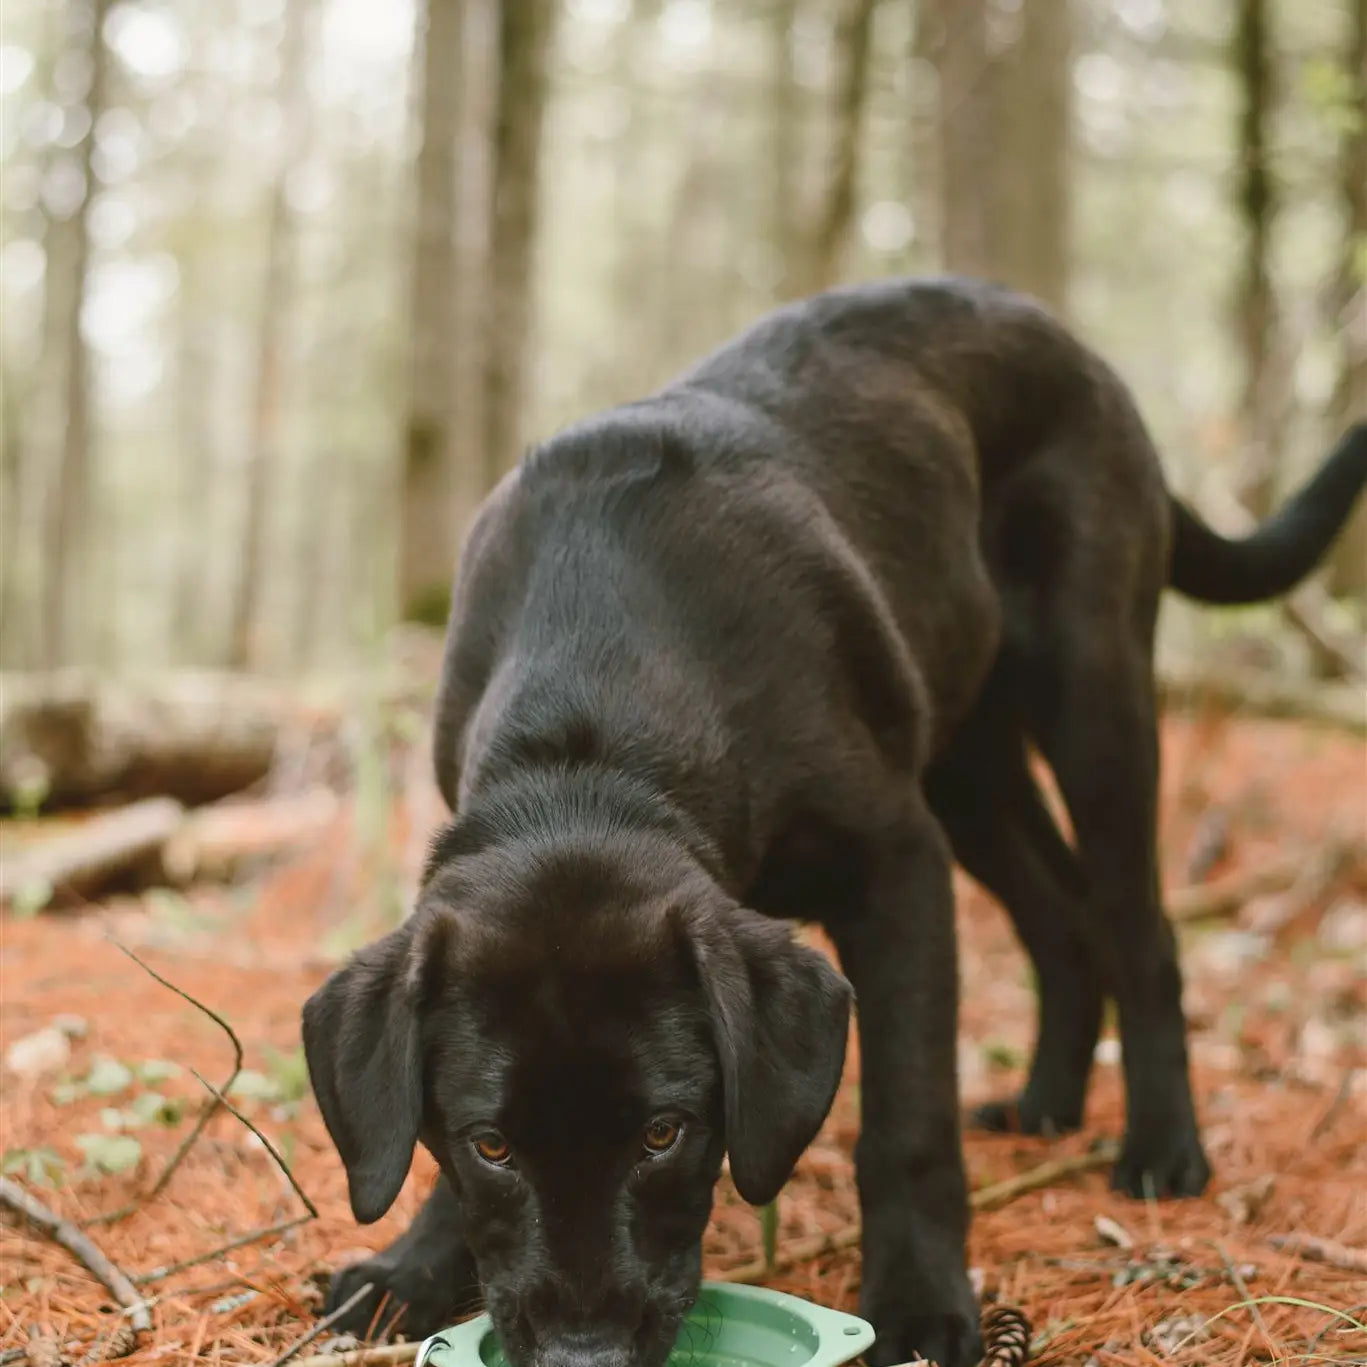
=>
[533,1331,633,1367]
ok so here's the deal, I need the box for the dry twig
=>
[0,1177,151,1337]
[87,939,246,1226]
[1268,1232,1367,1274]
[133,1214,314,1286]
[265,1283,376,1367]
[187,1069,318,1217]
[726,1144,1118,1284]
[1215,1240,1279,1360]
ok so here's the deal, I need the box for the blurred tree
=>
[767,0,801,299]
[1326,0,1367,600]
[919,0,1071,311]
[995,0,1073,315]
[400,0,465,625]
[802,0,877,293]
[484,0,557,488]
[1233,0,1288,519]
[41,0,111,667]
[607,0,664,400]
[0,355,23,666]
[921,0,996,282]
[230,0,317,665]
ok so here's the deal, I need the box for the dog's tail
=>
[1168,423,1367,605]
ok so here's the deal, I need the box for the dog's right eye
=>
[473,1132,512,1166]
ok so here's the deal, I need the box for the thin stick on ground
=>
[1268,1232,1367,1274]
[292,1346,422,1367]
[133,1214,314,1286]
[726,1144,1119,1284]
[265,1282,376,1367]
[86,938,247,1226]
[0,1176,152,1335]
[188,1069,318,1217]
[1215,1240,1280,1361]
[970,1143,1120,1213]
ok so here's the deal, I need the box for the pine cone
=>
[25,1326,65,1367]
[980,1304,1031,1367]
[75,1324,140,1365]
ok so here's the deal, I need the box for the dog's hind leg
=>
[926,692,1103,1137]
[1026,591,1210,1198]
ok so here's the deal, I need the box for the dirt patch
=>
[3,715,1364,1365]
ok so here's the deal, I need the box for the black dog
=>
[304,278,1366,1367]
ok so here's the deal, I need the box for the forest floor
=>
[2,708,1365,1367]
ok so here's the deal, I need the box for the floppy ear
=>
[681,903,852,1207]
[302,913,449,1224]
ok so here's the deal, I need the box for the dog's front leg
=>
[325,1175,480,1339]
[830,805,981,1367]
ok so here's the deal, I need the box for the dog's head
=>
[302,830,850,1367]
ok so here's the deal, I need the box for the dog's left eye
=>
[642,1117,682,1156]
[473,1131,512,1166]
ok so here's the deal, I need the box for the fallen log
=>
[162,787,341,883]
[1,788,344,910]
[0,670,292,809]
[0,798,184,908]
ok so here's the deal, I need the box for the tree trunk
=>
[607,0,664,397]
[1233,0,1287,519]
[43,0,110,668]
[801,0,878,293]
[483,0,557,489]
[768,0,802,300]
[1326,0,1367,600]
[994,0,1072,315]
[401,0,465,625]
[228,0,314,666]
[0,358,29,668]
[921,0,997,281]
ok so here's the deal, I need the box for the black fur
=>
[305,278,1367,1367]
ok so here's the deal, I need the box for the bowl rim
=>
[413,1281,876,1367]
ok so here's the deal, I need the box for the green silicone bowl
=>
[414,1282,874,1367]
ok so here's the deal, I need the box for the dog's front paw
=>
[1112,1122,1210,1199]
[325,1253,478,1341]
[865,1307,982,1367]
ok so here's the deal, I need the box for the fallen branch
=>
[1167,851,1305,924]
[1157,663,1366,735]
[725,1145,1119,1284]
[1167,839,1360,926]
[1283,589,1365,682]
[0,798,184,908]
[1268,1232,1367,1274]
[87,940,246,1226]
[0,1176,151,1336]
[266,1283,376,1367]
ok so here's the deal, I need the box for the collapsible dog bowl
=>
[414,1282,875,1367]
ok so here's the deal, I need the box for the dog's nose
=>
[534,1332,633,1367]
